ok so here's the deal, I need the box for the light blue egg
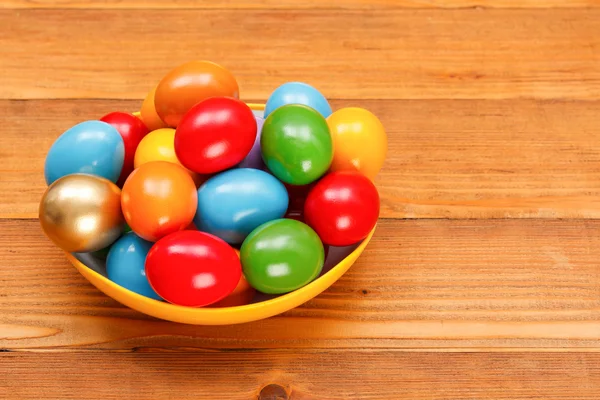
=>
[44,120,125,185]
[194,168,289,244]
[106,232,162,300]
[264,82,332,119]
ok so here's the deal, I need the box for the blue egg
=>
[44,120,125,186]
[106,232,162,300]
[264,82,332,119]
[194,168,289,244]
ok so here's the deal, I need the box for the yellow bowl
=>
[64,103,376,325]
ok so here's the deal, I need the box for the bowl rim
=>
[66,226,375,317]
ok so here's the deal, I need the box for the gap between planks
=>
[1,351,599,400]
[1,9,600,100]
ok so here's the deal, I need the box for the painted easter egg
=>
[39,174,124,253]
[175,97,256,174]
[154,60,239,127]
[140,86,168,131]
[261,104,332,185]
[121,161,197,242]
[100,111,150,186]
[327,107,387,180]
[134,128,202,185]
[237,115,265,170]
[240,219,324,294]
[106,232,162,300]
[44,120,124,185]
[264,82,332,118]
[194,168,288,244]
[145,230,241,307]
[304,171,379,246]
[210,250,256,307]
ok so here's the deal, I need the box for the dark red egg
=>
[284,181,315,216]
[100,111,150,186]
[304,171,379,246]
[145,230,242,307]
[174,97,256,174]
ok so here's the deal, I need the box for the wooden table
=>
[1,1,600,399]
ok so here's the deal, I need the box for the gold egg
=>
[39,174,124,253]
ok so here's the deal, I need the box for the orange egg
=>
[326,107,387,180]
[140,86,169,131]
[134,128,205,187]
[209,249,256,308]
[121,161,197,242]
[154,60,239,127]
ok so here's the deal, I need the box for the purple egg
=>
[238,116,265,169]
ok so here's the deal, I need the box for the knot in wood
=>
[258,384,289,400]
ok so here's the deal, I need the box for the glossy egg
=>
[121,161,197,242]
[100,111,150,186]
[304,171,380,246]
[284,182,315,218]
[155,60,239,127]
[210,250,256,307]
[106,232,162,300]
[39,174,124,253]
[175,97,257,174]
[327,107,388,180]
[237,115,265,170]
[145,230,242,307]
[264,82,332,119]
[44,120,125,185]
[261,104,333,185]
[194,168,289,244]
[240,219,324,294]
[134,128,202,185]
[140,86,168,131]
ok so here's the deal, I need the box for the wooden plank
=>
[1,352,599,400]
[1,9,599,100]
[2,218,600,350]
[2,0,599,9]
[3,99,600,219]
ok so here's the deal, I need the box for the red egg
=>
[174,97,257,174]
[284,182,316,217]
[100,112,150,186]
[145,230,241,307]
[304,171,380,246]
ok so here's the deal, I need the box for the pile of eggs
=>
[39,60,387,308]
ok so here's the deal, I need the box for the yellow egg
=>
[327,107,387,181]
[39,174,124,253]
[134,128,204,186]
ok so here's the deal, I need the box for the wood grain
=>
[1,352,599,400]
[2,2,600,397]
[3,0,599,9]
[2,218,600,350]
[1,9,599,100]
[4,99,600,219]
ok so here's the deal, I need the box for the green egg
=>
[240,218,325,294]
[260,104,333,185]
